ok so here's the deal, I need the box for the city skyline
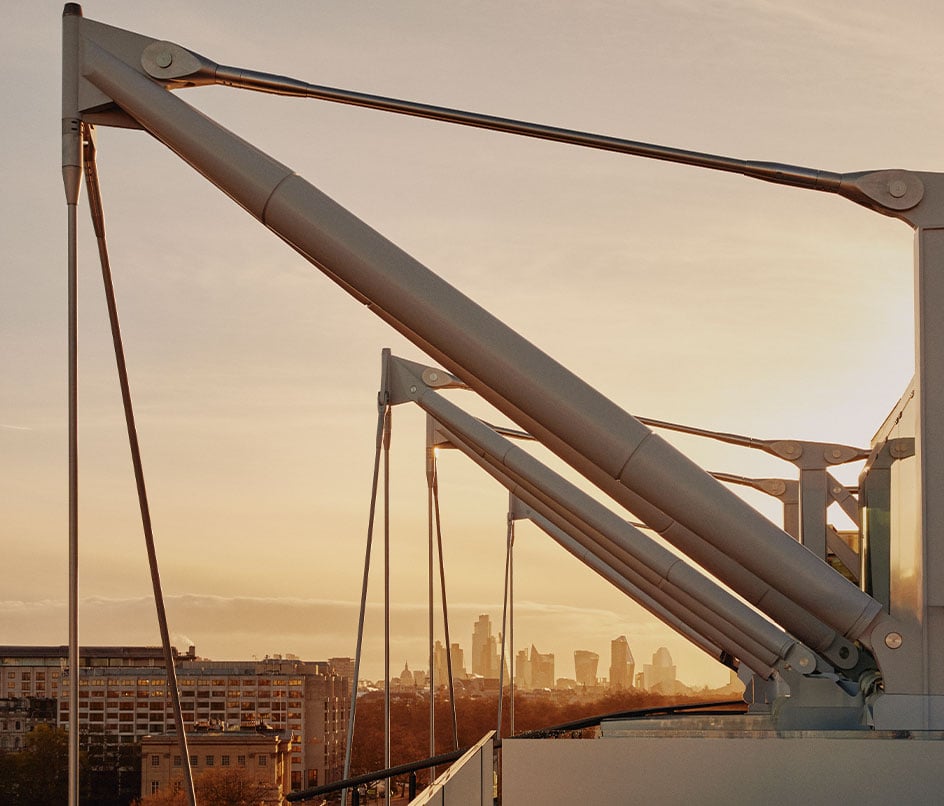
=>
[3,2,936,692]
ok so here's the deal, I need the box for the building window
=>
[151,754,160,767]
[190,755,198,767]
[151,781,160,795]
[258,755,267,767]
[173,755,182,767]
[291,770,302,790]
[237,755,246,767]
[221,755,230,767]
[206,755,214,767]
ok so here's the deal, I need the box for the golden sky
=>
[2,1,941,686]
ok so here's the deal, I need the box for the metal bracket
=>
[383,353,467,406]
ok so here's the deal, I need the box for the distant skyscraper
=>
[434,640,467,686]
[515,649,531,690]
[471,615,491,677]
[471,615,501,678]
[642,646,677,692]
[450,642,466,679]
[529,645,555,690]
[574,650,599,687]
[433,640,447,687]
[609,635,635,689]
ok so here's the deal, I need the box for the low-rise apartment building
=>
[0,645,348,793]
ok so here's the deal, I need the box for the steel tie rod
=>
[142,42,846,194]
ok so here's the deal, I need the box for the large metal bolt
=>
[888,179,908,199]
[155,49,174,68]
[885,632,903,650]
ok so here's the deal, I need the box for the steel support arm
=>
[67,10,888,654]
[434,423,772,677]
[382,356,811,675]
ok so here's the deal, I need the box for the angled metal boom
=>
[64,8,890,668]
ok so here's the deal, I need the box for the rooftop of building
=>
[0,645,171,659]
[0,646,339,676]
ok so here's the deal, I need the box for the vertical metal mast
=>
[61,7,82,805]
[65,125,81,806]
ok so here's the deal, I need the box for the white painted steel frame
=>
[65,6,944,728]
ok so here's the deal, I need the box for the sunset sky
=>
[3,1,941,688]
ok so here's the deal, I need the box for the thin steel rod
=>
[432,469,460,750]
[427,451,435,769]
[340,402,387,806]
[82,126,197,806]
[496,517,513,738]
[509,518,515,737]
[66,162,80,806]
[212,65,843,193]
[383,408,392,806]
